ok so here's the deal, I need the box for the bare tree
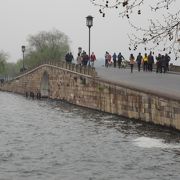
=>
[90,0,180,59]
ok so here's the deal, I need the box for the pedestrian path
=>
[96,67,180,100]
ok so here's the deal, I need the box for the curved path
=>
[96,67,180,100]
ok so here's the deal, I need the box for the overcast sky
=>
[0,0,179,65]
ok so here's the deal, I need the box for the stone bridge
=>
[1,62,97,98]
[0,61,180,131]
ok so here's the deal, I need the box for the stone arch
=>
[40,71,49,97]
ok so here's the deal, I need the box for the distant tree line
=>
[0,29,70,77]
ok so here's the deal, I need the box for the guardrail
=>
[4,61,98,81]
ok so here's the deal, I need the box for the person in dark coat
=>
[117,52,124,68]
[156,54,162,73]
[81,51,89,66]
[164,53,171,71]
[112,53,117,68]
[65,52,70,63]
[148,51,154,72]
[136,53,143,72]
[160,55,166,73]
[68,52,74,63]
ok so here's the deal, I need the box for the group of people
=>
[65,50,171,74]
[65,51,96,67]
[105,51,125,68]
[77,51,96,67]
[65,52,74,63]
[129,52,171,73]
[76,51,96,67]
[104,51,171,73]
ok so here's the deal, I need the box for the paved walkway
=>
[96,67,180,100]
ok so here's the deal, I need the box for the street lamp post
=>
[21,45,25,71]
[86,15,94,66]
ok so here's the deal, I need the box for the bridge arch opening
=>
[40,71,49,97]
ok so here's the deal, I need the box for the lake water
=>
[0,92,179,180]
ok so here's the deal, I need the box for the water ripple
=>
[0,92,179,180]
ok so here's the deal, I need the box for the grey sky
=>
[0,0,179,65]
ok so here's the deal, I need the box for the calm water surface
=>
[0,92,180,180]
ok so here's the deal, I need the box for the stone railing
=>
[12,61,98,80]
[169,64,180,73]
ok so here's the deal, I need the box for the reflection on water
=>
[0,92,180,180]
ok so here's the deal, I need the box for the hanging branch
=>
[90,0,175,16]
[150,0,176,11]
[90,0,179,59]
[128,10,180,59]
[90,0,144,17]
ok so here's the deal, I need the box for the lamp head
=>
[21,45,25,52]
[86,15,93,28]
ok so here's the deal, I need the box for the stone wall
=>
[1,64,180,131]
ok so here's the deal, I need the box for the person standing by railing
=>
[76,53,82,66]
[65,52,74,63]
[81,51,89,66]
[69,52,74,63]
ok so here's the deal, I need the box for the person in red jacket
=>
[90,52,96,67]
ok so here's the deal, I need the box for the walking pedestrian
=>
[69,52,74,63]
[117,52,124,68]
[105,51,109,67]
[81,51,89,66]
[136,53,142,72]
[156,54,161,73]
[112,53,117,68]
[129,54,135,73]
[164,53,171,71]
[160,55,166,73]
[76,53,82,65]
[148,52,154,72]
[65,52,70,63]
[65,52,73,63]
[90,52,96,67]
[143,53,148,71]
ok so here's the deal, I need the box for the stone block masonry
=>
[1,63,180,131]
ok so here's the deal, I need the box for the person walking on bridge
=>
[65,52,74,63]
[148,52,154,72]
[129,54,135,73]
[81,51,89,66]
[105,51,110,67]
[90,52,96,67]
[136,53,142,72]
[112,53,117,68]
[76,53,82,65]
[143,53,148,71]
[164,53,171,71]
[156,54,161,73]
[117,52,124,68]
